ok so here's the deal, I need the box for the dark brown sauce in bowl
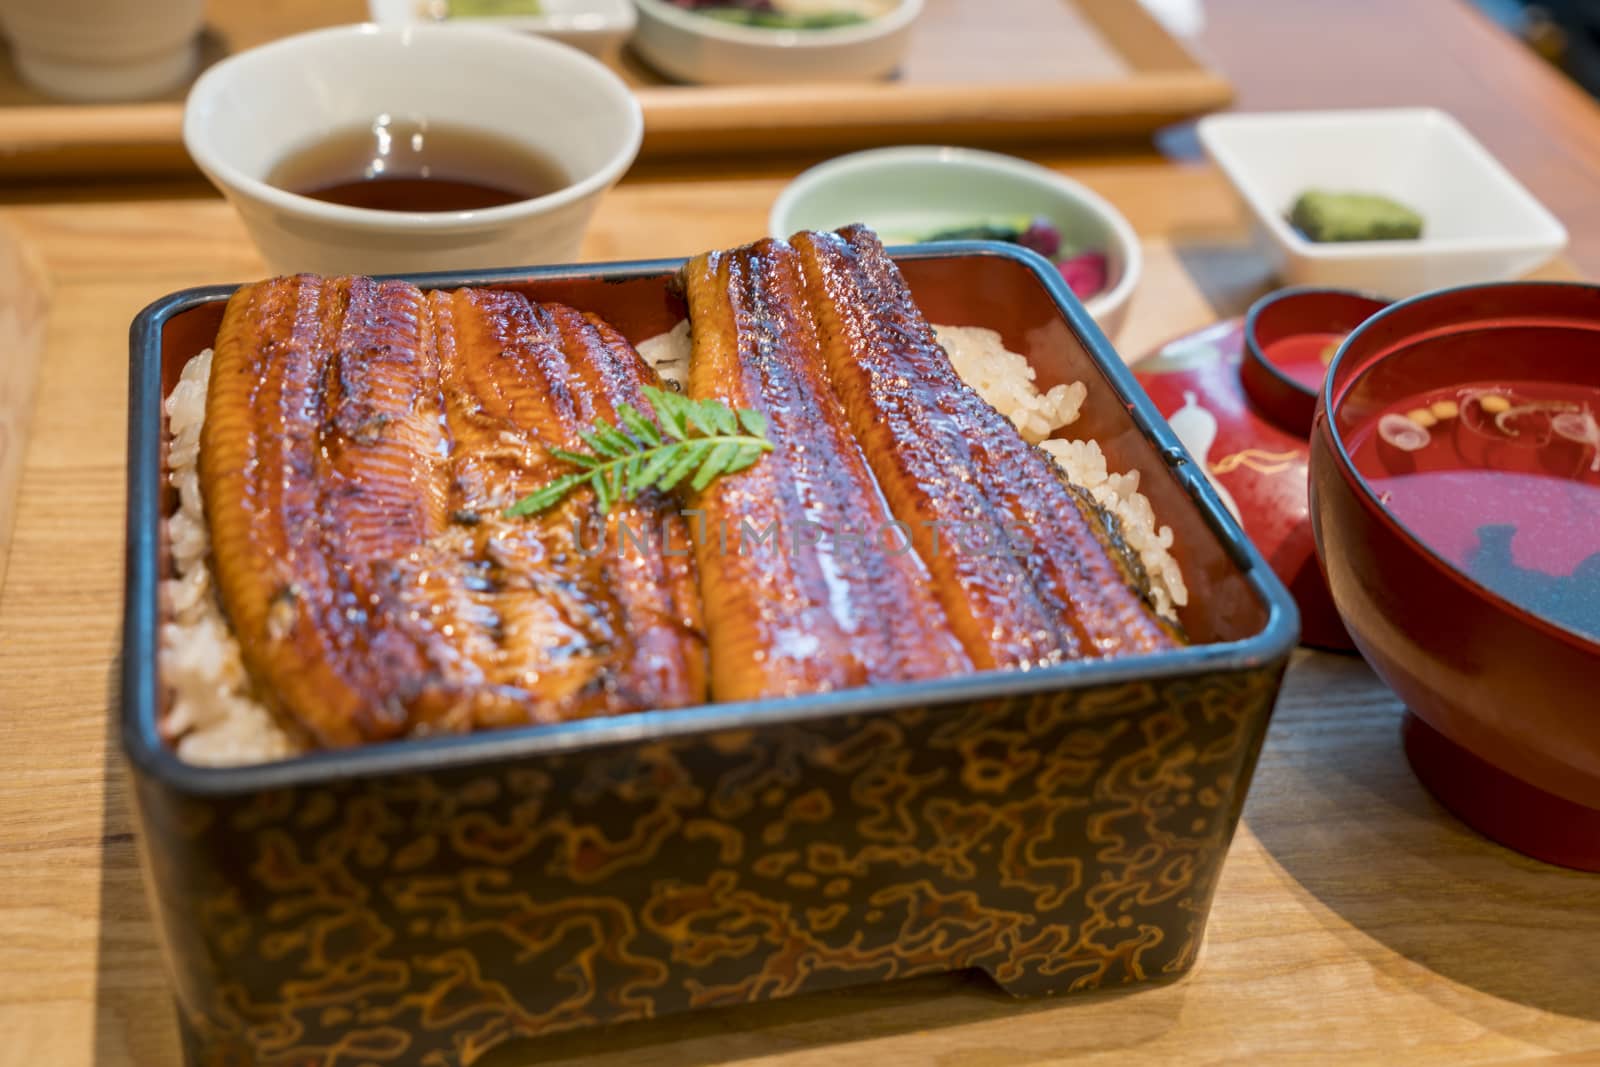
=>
[266,118,569,213]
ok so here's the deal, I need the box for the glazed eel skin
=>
[790,226,1180,666]
[680,238,973,701]
[201,276,704,748]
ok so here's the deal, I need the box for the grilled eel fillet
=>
[200,275,704,748]
[790,226,1180,666]
[680,239,973,701]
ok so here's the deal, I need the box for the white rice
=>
[1039,438,1188,619]
[938,326,1185,618]
[159,350,303,766]
[935,326,1087,445]
[162,319,1184,764]
[637,318,691,390]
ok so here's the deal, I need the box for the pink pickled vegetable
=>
[1058,250,1109,299]
[1019,217,1062,258]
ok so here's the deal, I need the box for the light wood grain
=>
[0,0,1230,174]
[0,226,48,590]
[0,157,1597,1065]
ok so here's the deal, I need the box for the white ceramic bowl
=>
[630,0,921,85]
[183,24,643,276]
[1198,108,1568,298]
[0,0,203,101]
[770,146,1142,338]
[366,0,636,61]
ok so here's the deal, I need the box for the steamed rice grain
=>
[160,350,300,765]
[935,327,1185,617]
[934,326,1086,445]
[1040,438,1188,618]
[638,319,691,390]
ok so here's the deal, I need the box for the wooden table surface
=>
[2,1,1599,1065]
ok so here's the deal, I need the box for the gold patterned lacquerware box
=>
[122,247,1298,1066]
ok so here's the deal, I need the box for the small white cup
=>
[183,24,643,277]
[0,0,203,101]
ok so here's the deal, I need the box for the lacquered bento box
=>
[123,245,1299,1066]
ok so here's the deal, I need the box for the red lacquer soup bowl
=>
[1308,282,1600,870]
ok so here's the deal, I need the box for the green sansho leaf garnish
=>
[504,386,773,518]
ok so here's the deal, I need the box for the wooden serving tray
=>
[0,0,1231,178]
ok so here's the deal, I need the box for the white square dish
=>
[1198,108,1568,297]
[366,0,637,60]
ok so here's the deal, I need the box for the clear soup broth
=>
[1342,332,1600,641]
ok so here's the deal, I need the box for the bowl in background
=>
[1309,281,1600,869]
[183,23,642,276]
[770,146,1141,337]
[630,0,922,85]
[0,0,203,100]
[1200,109,1568,298]
[366,0,637,61]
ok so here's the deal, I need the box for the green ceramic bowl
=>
[770,145,1141,337]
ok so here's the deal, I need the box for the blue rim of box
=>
[122,240,1300,796]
